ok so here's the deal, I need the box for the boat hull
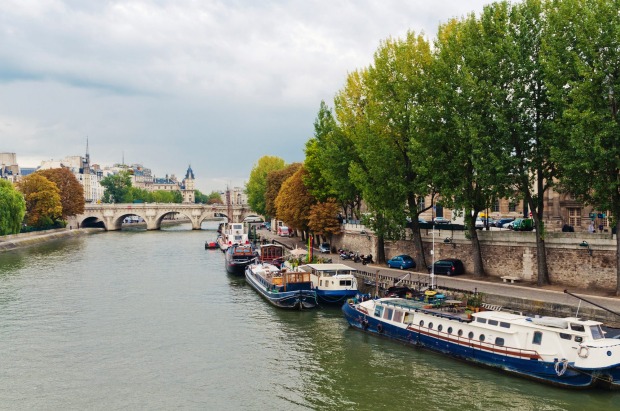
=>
[316,289,358,305]
[245,265,317,310]
[342,301,619,389]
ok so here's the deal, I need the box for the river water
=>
[0,223,618,410]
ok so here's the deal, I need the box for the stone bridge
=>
[71,203,258,231]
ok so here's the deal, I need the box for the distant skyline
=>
[1,0,494,193]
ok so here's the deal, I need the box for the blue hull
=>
[342,303,613,389]
[316,289,358,305]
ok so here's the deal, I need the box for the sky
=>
[1,0,493,193]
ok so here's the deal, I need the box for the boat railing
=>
[406,323,542,360]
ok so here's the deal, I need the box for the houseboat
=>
[295,263,359,304]
[342,297,620,389]
[245,263,318,310]
[217,222,249,252]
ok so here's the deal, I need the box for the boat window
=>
[570,323,585,332]
[488,319,498,326]
[339,280,352,286]
[479,334,485,342]
[384,308,393,320]
[500,322,511,329]
[428,322,434,329]
[559,333,571,340]
[468,331,474,339]
[404,312,413,324]
[437,324,443,332]
[393,310,404,323]
[575,336,583,343]
[532,331,543,345]
[495,337,505,346]
[374,306,384,317]
[319,280,323,286]
[590,325,604,340]
[476,318,487,324]
[447,327,453,334]
[420,320,424,327]
[458,329,463,336]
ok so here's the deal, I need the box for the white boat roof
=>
[302,263,357,272]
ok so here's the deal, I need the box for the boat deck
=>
[375,298,473,323]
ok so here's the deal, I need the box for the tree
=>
[206,191,223,204]
[307,198,342,244]
[100,171,132,203]
[245,156,285,217]
[304,101,362,218]
[17,174,62,228]
[427,9,516,278]
[36,168,85,218]
[545,0,620,295]
[274,166,316,240]
[0,179,26,235]
[265,163,302,218]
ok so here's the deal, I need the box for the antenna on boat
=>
[564,289,620,318]
[430,217,435,290]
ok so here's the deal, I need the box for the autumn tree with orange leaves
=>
[307,198,341,244]
[36,168,85,218]
[17,174,63,228]
[275,166,316,240]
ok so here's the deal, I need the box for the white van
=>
[277,226,290,237]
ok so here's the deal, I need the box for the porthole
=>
[468,331,474,339]
[428,322,434,329]
[458,329,463,336]
[480,334,485,342]
[420,320,424,327]
[438,324,443,332]
[447,327,453,334]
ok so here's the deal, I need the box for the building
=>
[181,165,195,204]
[0,153,20,183]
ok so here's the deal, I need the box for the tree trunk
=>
[377,235,386,264]
[616,221,620,297]
[534,232,549,286]
[410,219,427,270]
[468,224,485,278]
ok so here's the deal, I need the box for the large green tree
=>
[100,171,132,203]
[245,156,285,217]
[305,101,362,219]
[0,179,26,235]
[36,168,85,218]
[427,8,515,278]
[17,174,63,228]
[545,0,620,295]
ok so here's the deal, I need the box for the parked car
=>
[433,217,450,224]
[319,242,330,253]
[511,218,534,231]
[475,217,495,229]
[494,218,514,228]
[428,258,465,276]
[277,226,290,236]
[387,254,416,270]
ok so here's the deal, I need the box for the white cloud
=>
[0,0,494,192]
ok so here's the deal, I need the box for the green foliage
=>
[245,156,286,217]
[100,171,132,203]
[0,179,26,235]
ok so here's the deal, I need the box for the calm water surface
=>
[0,224,618,410]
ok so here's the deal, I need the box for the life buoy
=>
[377,324,384,334]
[425,290,437,297]
[554,359,568,376]
[578,345,590,358]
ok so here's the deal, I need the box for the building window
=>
[508,202,517,212]
[568,208,582,227]
[492,200,500,213]
[418,197,425,211]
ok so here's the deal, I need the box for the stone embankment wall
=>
[0,228,97,252]
[332,226,617,291]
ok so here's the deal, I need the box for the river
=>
[0,223,618,410]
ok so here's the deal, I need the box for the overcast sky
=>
[1,0,493,193]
